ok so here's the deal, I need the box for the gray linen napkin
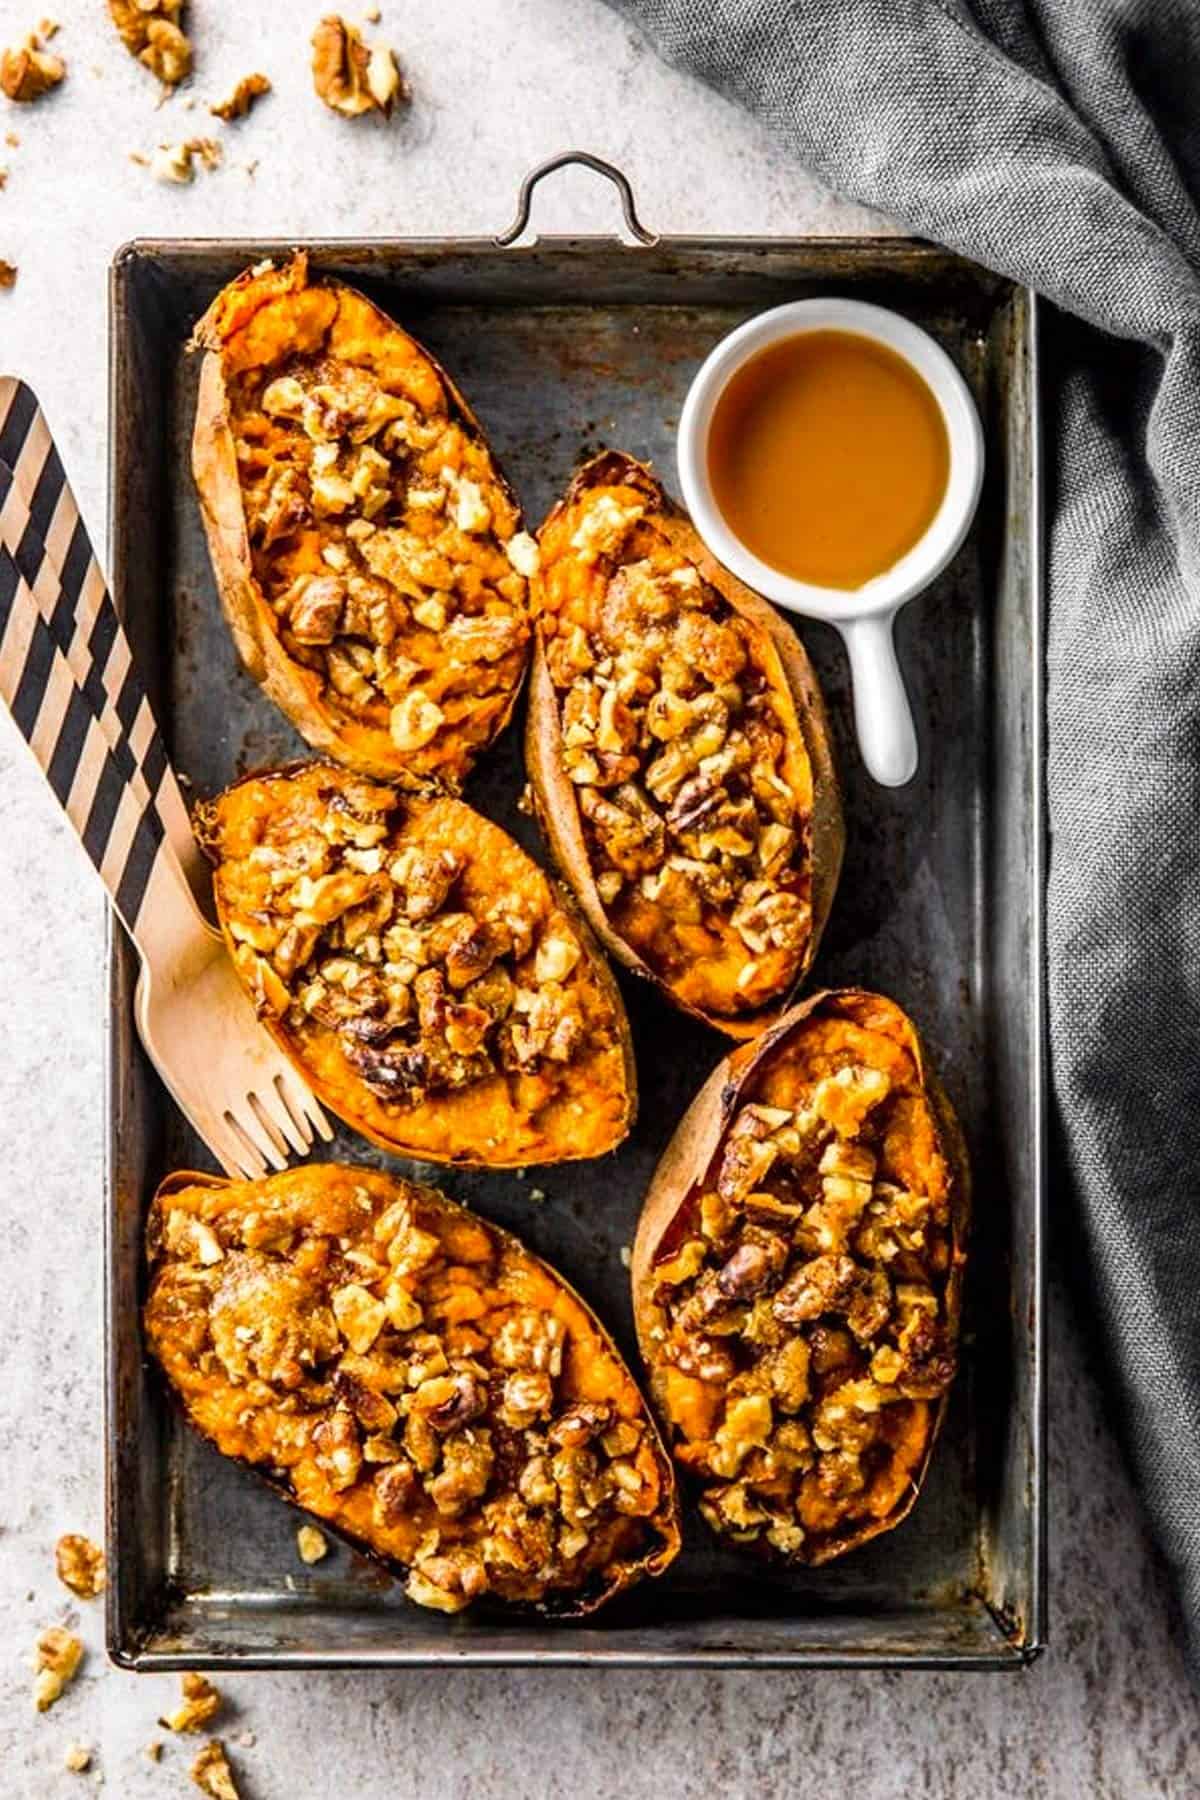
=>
[605,0,1200,1673]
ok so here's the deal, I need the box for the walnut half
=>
[312,16,406,118]
[108,0,192,90]
[0,31,64,103]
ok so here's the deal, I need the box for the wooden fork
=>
[0,381,330,1178]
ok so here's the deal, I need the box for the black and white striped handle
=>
[0,436,207,959]
[0,377,205,897]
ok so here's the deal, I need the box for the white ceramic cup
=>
[677,297,984,788]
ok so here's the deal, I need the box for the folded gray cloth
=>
[606,0,1200,1674]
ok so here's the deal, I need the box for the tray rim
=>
[103,229,1046,1672]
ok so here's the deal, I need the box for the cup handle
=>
[840,613,919,787]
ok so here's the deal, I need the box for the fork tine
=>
[225,1101,289,1174]
[271,1068,316,1152]
[198,1107,268,1183]
[249,1082,307,1160]
[280,1063,334,1143]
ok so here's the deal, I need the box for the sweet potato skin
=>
[191,254,530,787]
[198,760,637,1168]
[526,452,843,1040]
[144,1164,681,1617]
[632,988,970,1565]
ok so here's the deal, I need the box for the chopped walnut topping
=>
[32,1626,82,1711]
[108,0,192,89]
[536,468,815,1019]
[210,72,271,121]
[161,1671,222,1734]
[647,997,959,1561]
[297,1523,329,1563]
[191,1741,241,1800]
[311,15,406,118]
[201,766,609,1123]
[64,1744,92,1774]
[55,1534,106,1599]
[0,29,64,102]
[145,1165,675,1617]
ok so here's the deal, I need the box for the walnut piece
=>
[191,1741,241,1800]
[0,31,64,103]
[210,72,271,121]
[64,1745,91,1774]
[55,1533,106,1599]
[108,0,192,89]
[161,1671,222,1734]
[296,1523,329,1564]
[32,1626,82,1711]
[150,137,221,184]
[0,259,18,290]
[311,16,406,118]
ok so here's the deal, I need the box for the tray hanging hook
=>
[495,151,658,247]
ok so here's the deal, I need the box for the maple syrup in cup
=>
[707,331,950,590]
[677,299,984,787]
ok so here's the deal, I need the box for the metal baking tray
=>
[105,155,1045,1669]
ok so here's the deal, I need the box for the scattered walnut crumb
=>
[528,1188,547,1204]
[191,1740,241,1800]
[619,1244,632,1269]
[362,4,381,19]
[64,1745,92,1774]
[0,29,65,103]
[5,129,19,145]
[0,260,17,289]
[161,1671,222,1734]
[37,16,58,38]
[144,1742,164,1763]
[210,72,270,121]
[108,0,191,91]
[311,15,406,118]
[296,1523,329,1564]
[150,135,220,183]
[0,167,7,186]
[236,1730,256,1749]
[55,1534,107,1600]
[33,1626,83,1711]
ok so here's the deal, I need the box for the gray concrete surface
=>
[0,2,1195,1794]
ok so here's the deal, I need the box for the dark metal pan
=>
[105,154,1045,1668]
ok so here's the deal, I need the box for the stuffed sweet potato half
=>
[526,453,842,1038]
[195,761,635,1166]
[632,989,969,1564]
[192,254,535,787]
[145,1164,680,1616]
